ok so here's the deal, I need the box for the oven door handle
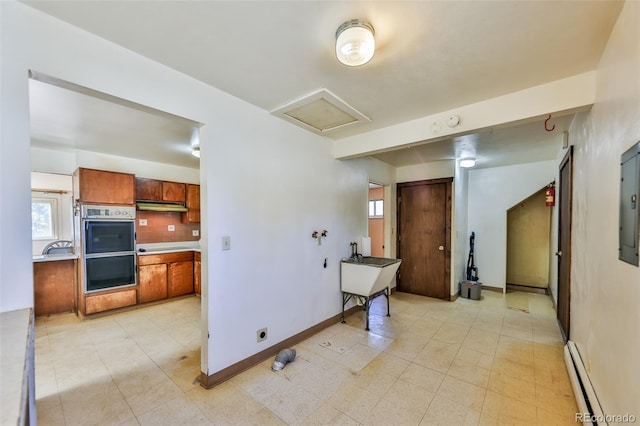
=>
[84,251,136,259]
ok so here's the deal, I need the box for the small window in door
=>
[369,199,383,218]
[32,198,57,240]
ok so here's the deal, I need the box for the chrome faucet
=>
[350,242,361,260]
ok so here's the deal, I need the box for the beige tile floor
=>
[35,290,578,425]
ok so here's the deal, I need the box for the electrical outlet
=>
[168,224,175,232]
[257,327,267,342]
[192,229,199,237]
[139,219,147,226]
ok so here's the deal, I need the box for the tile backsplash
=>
[136,211,200,244]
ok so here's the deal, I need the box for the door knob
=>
[555,251,563,256]
[438,245,444,251]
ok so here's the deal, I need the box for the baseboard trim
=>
[450,292,459,302]
[481,285,503,293]
[506,283,548,295]
[199,305,361,389]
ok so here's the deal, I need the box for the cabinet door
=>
[139,264,168,303]
[168,261,194,297]
[194,254,201,295]
[33,260,76,316]
[162,182,186,202]
[77,168,135,205]
[136,178,162,201]
[183,184,201,223]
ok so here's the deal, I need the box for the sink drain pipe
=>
[271,348,296,371]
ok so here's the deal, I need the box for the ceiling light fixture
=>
[460,158,476,168]
[335,19,375,66]
[190,127,200,158]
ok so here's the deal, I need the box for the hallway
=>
[35,291,576,425]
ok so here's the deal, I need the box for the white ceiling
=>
[24,1,623,169]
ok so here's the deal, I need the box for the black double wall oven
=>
[81,205,136,292]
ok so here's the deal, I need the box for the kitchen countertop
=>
[136,242,201,255]
[1,308,33,426]
[32,253,78,263]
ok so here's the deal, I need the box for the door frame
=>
[396,178,452,300]
[557,146,573,341]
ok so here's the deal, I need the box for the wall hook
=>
[544,114,556,132]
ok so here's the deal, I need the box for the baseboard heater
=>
[564,341,605,425]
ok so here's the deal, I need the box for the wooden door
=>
[557,147,573,341]
[397,179,452,299]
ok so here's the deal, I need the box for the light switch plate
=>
[222,236,230,250]
[192,229,199,237]
[168,224,175,232]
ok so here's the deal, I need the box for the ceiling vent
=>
[271,89,370,135]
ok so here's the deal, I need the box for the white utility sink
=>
[340,256,402,330]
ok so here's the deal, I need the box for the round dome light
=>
[335,20,375,67]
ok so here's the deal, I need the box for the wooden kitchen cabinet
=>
[194,251,201,295]
[135,178,162,201]
[85,288,137,315]
[138,264,168,303]
[33,259,76,317]
[135,177,186,203]
[137,251,194,303]
[162,181,186,202]
[182,184,200,223]
[75,168,135,205]
[168,261,194,297]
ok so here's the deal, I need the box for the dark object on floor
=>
[272,348,296,371]
[466,232,479,281]
[460,280,482,300]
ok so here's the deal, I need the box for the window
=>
[32,198,57,240]
[369,199,383,218]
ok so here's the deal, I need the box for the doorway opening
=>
[368,182,385,257]
[506,187,552,294]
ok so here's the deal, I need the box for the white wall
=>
[567,1,640,416]
[453,165,469,295]
[467,160,557,290]
[0,2,394,378]
[31,146,200,183]
[396,160,454,183]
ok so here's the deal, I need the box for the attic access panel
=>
[271,89,370,135]
[619,141,640,266]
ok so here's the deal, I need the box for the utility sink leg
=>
[386,288,391,317]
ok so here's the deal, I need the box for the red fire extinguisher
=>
[545,183,555,206]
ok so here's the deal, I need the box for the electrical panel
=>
[619,141,640,266]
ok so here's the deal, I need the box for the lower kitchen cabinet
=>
[85,288,137,315]
[138,251,194,303]
[194,251,201,295]
[33,259,76,317]
[139,263,168,303]
[168,261,194,297]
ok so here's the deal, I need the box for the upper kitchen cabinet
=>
[182,184,200,223]
[75,168,135,205]
[135,178,162,201]
[162,181,186,203]
[135,178,185,203]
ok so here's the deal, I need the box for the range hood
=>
[136,201,188,212]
